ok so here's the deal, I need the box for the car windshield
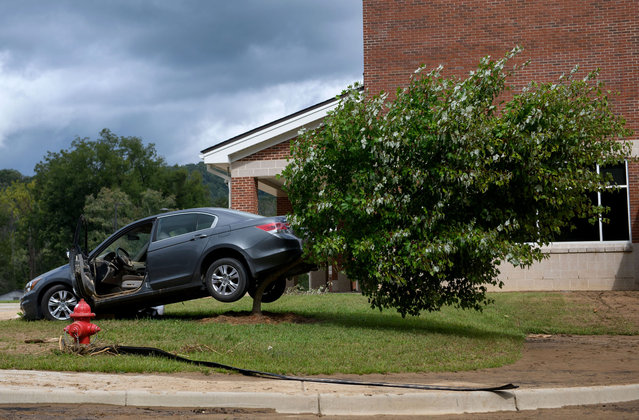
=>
[97,223,153,262]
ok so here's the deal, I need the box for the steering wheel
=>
[115,247,133,268]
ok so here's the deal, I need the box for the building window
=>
[556,162,630,242]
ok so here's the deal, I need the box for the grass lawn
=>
[0,292,636,375]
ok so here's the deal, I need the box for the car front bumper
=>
[20,291,40,320]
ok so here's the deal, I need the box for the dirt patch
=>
[560,290,639,329]
[197,310,317,325]
[0,331,57,358]
[0,404,279,419]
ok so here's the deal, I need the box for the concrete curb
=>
[1,384,638,415]
[514,384,639,411]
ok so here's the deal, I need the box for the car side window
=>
[196,214,216,231]
[155,213,217,241]
[156,214,198,240]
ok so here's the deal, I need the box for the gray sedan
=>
[21,208,307,320]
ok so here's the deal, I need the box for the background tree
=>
[83,187,176,248]
[138,189,177,219]
[0,131,232,291]
[160,166,209,210]
[0,180,39,292]
[33,129,210,268]
[282,48,631,317]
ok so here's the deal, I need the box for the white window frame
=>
[549,160,631,251]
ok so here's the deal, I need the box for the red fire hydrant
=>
[64,299,100,345]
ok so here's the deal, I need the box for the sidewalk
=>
[1,368,638,416]
[0,303,20,321]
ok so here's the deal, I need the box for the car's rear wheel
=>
[248,276,287,303]
[41,285,78,321]
[205,258,248,302]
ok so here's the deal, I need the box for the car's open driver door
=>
[69,215,97,303]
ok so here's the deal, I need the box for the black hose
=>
[96,345,518,392]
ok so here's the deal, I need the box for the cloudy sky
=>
[0,1,362,175]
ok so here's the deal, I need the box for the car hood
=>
[37,264,70,281]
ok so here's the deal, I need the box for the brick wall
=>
[230,177,258,214]
[364,0,639,241]
[238,140,292,162]
[363,0,638,135]
[276,196,293,216]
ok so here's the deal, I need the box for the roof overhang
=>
[199,96,340,174]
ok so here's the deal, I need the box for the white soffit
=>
[200,98,339,167]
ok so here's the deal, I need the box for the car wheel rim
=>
[48,290,78,320]
[210,265,240,296]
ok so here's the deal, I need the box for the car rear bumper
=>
[244,234,306,278]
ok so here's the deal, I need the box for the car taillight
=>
[256,222,290,235]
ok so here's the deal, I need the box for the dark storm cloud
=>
[0,0,362,174]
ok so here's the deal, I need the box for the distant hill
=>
[0,169,29,189]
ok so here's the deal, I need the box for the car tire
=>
[205,258,248,303]
[40,285,78,321]
[248,276,287,303]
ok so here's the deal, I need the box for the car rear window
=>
[156,214,197,240]
[156,213,217,241]
[196,214,216,230]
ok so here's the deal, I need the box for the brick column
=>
[231,177,258,214]
[276,196,293,216]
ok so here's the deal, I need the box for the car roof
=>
[119,207,264,226]
[153,207,264,219]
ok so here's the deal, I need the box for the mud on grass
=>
[493,291,639,335]
[196,311,317,325]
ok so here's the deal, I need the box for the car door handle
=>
[191,234,208,240]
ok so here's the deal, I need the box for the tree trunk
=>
[251,257,303,315]
[27,228,38,280]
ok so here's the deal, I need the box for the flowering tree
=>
[282,48,631,317]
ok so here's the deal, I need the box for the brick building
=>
[199,97,338,216]
[202,0,639,291]
[200,97,349,290]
